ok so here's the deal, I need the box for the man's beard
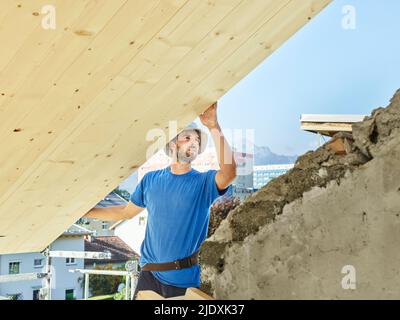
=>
[176,145,198,164]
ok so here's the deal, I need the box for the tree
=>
[89,265,124,296]
[113,187,130,202]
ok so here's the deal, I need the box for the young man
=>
[84,102,237,299]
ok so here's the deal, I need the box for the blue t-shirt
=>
[130,166,229,288]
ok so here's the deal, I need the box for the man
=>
[84,102,237,299]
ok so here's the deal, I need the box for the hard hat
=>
[164,122,208,156]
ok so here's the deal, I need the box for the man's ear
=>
[169,141,177,154]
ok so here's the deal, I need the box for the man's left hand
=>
[199,102,219,129]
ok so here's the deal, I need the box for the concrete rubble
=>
[200,89,400,299]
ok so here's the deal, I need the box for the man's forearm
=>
[84,205,128,221]
[209,123,237,177]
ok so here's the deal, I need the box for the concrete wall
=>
[200,89,400,299]
[203,135,400,299]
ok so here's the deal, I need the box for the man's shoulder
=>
[141,167,170,181]
[142,167,215,181]
[203,169,218,176]
[147,168,166,174]
[193,169,218,184]
[190,168,217,176]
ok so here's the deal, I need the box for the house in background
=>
[77,191,127,236]
[109,209,148,255]
[84,236,139,270]
[0,224,92,300]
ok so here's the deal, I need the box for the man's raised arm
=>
[200,102,237,190]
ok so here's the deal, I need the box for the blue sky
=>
[198,0,400,156]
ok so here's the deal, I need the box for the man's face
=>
[172,130,200,163]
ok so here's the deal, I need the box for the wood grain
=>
[0,0,332,253]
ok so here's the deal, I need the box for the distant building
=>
[253,164,294,189]
[0,224,92,300]
[77,191,127,236]
[109,210,148,255]
[194,148,253,201]
[231,185,254,202]
[84,236,139,270]
[230,151,254,201]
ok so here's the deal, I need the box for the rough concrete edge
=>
[200,88,400,296]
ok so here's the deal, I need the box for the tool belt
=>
[141,251,199,271]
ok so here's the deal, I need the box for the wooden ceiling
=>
[0,0,331,254]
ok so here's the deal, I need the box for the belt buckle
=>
[178,258,191,269]
[174,260,181,270]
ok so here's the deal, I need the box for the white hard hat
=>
[164,122,208,156]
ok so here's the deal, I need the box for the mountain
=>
[254,145,297,165]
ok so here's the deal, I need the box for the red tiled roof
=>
[84,236,139,266]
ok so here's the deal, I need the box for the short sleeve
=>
[130,175,147,208]
[204,170,230,205]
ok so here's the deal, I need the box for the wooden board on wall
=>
[0,0,332,254]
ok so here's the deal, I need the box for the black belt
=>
[141,251,199,271]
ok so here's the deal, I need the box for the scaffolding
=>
[69,261,139,300]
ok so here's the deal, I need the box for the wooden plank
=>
[0,0,92,98]
[136,288,214,300]
[301,122,354,133]
[1,0,332,252]
[136,290,165,300]
[0,0,132,188]
[70,269,129,276]
[0,0,188,241]
[184,288,214,300]
[0,0,333,253]
[300,114,366,123]
[18,0,289,250]
[0,1,44,71]
[190,0,332,112]
[1,0,245,251]
[0,0,186,197]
